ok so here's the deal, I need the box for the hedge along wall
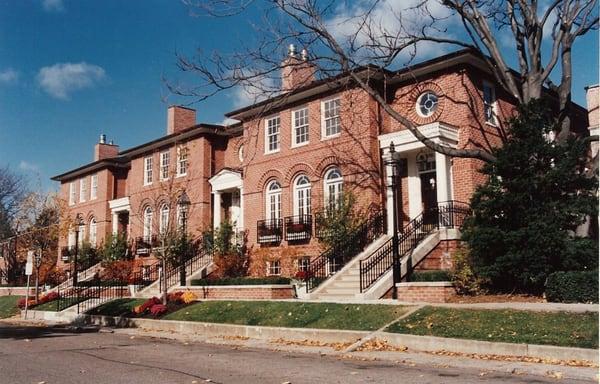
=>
[545,271,599,303]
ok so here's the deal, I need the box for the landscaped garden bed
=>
[386,306,599,349]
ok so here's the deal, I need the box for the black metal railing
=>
[135,236,159,255]
[55,284,127,313]
[164,247,213,290]
[359,201,471,293]
[284,215,312,242]
[257,219,283,244]
[129,262,161,287]
[305,211,385,292]
[314,212,330,239]
[60,246,74,262]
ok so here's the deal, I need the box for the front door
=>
[420,172,437,224]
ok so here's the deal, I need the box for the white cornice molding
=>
[209,169,243,191]
[378,122,459,154]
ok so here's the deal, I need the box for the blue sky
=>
[0,0,598,192]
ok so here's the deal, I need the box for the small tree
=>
[316,192,362,250]
[462,100,598,293]
[207,221,248,278]
[98,233,130,264]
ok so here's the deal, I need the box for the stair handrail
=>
[359,201,471,293]
[305,210,385,292]
[164,246,213,289]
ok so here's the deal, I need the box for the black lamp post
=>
[385,142,404,300]
[178,191,191,287]
[72,215,84,287]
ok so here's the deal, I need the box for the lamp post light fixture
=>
[177,191,191,287]
[72,215,84,287]
[384,142,405,300]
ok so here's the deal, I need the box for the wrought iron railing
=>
[60,246,73,262]
[129,262,161,287]
[135,236,158,255]
[285,215,312,242]
[257,219,283,244]
[164,247,213,290]
[55,284,127,313]
[305,211,385,292]
[359,201,471,293]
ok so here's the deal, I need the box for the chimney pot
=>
[288,43,296,57]
[99,134,106,144]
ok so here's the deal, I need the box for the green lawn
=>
[86,298,146,317]
[386,306,599,349]
[0,296,21,319]
[163,301,407,331]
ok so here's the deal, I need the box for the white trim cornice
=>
[378,122,459,154]
[209,169,243,191]
[109,197,130,212]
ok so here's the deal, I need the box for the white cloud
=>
[36,62,106,99]
[220,118,240,126]
[19,161,39,173]
[42,0,64,12]
[0,68,19,84]
[229,76,277,109]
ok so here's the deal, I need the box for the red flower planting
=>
[149,304,167,317]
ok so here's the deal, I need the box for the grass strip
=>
[386,306,598,349]
[0,296,21,318]
[163,301,407,331]
[86,298,146,317]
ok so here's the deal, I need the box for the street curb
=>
[78,314,598,364]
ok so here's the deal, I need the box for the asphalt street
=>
[0,323,593,384]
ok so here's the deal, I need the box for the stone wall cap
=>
[396,281,453,287]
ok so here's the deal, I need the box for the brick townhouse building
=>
[50,48,593,298]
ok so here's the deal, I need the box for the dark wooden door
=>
[420,172,437,224]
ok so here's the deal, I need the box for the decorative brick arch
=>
[284,163,316,185]
[84,211,96,223]
[315,155,340,178]
[257,169,285,192]
[395,81,445,126]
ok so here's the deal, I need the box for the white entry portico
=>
[208,169,243,233]
[378,122,459,235]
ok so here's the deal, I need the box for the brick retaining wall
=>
[396,282,455,303]
[182,285,295,300]
[0,287,30,296]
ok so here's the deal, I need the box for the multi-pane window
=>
[322,98,341,137]
[79,178,87,203]
[298,256,310,272]
[324,168,343,211]
[267,260,281,276]
[177,146,188,176]
[292,107,309,146]
[144,156,153,185]
[78,224,85,247]
[293,175,311,217]
[483,82,497,125]
[265,116,281,153]
[143,207,153,241]
[160,151,170,180]
[266,181,282,221]
[69,182,76,205]
[89,218,97,247]
[90,174,98,200]
[159,204,169,234]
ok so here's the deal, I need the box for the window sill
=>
[485,121,498,127]
[143,182,153,187]
[176,173,187,178]
[321,133,341,141]
[291,141,309,149]
[264,149,280,155]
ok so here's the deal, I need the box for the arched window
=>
[293,175,311,217]
[89,218,97,247]
[324,168,343,211]
[265,180,281,221]
[78,223,85,247]
[143,206,153,241]
[159,204,169,234]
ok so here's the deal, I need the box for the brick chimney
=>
[281,44,316,92]
[94,134,119,161]
[167,106,196,135]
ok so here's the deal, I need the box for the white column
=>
[213,191,221,230]
[435,151,451,203]
[407,154,421,219]
[112,212,119,235]
[384,163,394,236]
[239,187,244,231]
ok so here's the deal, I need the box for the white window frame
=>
[324,168,343,211]
[177,146,188,177]
[89,218,97,247]
[90,174,98,200]
[68,229,76,248]
[78,224,85,246]
[79,178,87,203]
[483,81,498,126]
[293,175,311,217]
[264,116,281,154]
[143,206,153,241]
[267,260,281,276]
[265,181,282,221]
[159,204,170,235]
[291,107,309,147]
[68,182,76,206]
[321,97,341,138]
[160,150,170,181]
[144,156,153,185]
[298,256,310,272]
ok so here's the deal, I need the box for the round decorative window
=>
[416,91,439,118]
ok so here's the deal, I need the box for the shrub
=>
[190,276,291,286]
[410,270,451,282]
[167,291,184,304]
[17,298,35,309]
[37,291,60,305]
[545,271,599,303]
[100,260,135,283]
[450,247,486,295]
[133,297,161,315]
[180,291,197,304]
[149,304,168,317]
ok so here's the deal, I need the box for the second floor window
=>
[177,146,188,176]
[483,82,497,125]
[144,156,153,185]
[160,151,170,180]
[79,178,87,203]
[293,107,309,146]
[265,116,280,153]
[90,174,98,200]
[322,98,341,137]
[69,182,76,205]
